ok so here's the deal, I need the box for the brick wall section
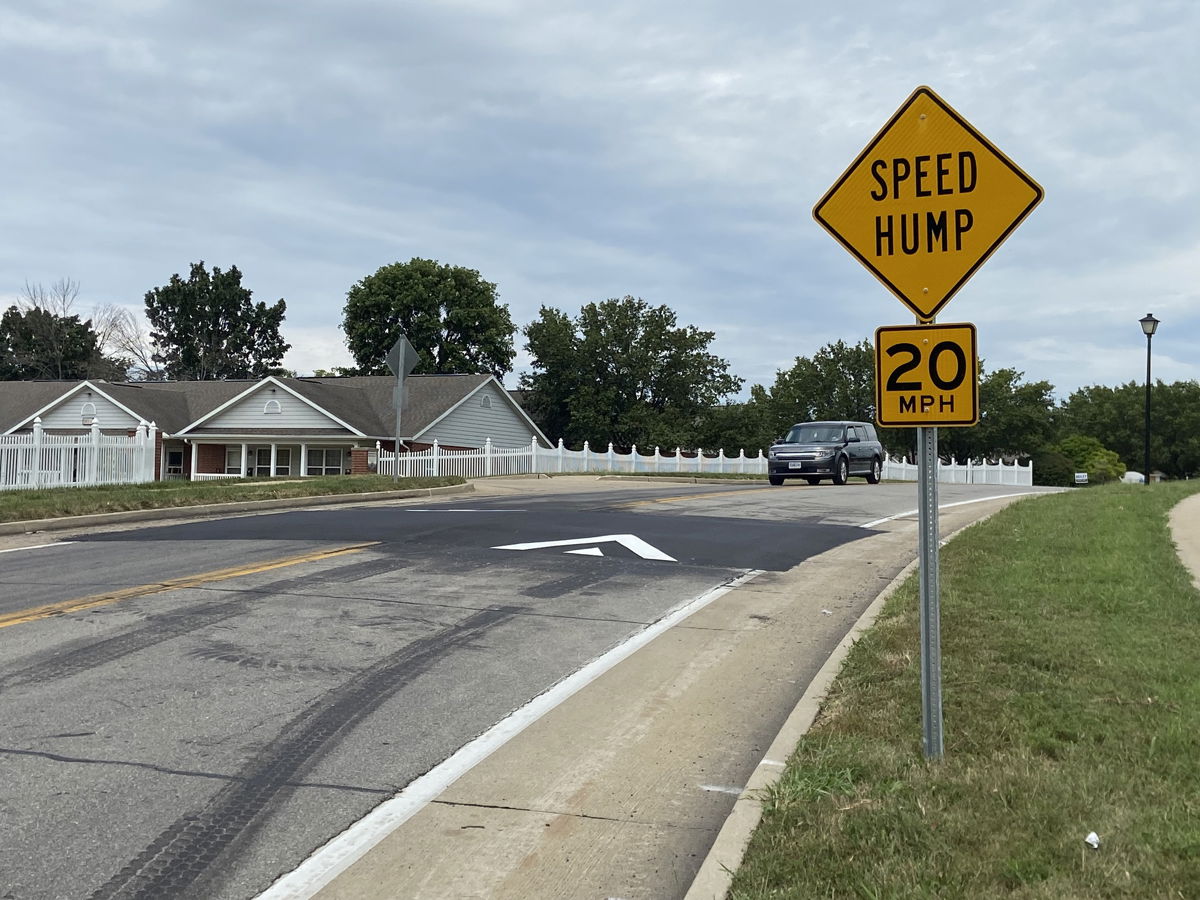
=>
[196,443,226,475]
[154,433,163,480]
[350,449,370,475]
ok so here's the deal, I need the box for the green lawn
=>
[0,474,464,524]
[730,482,1200,899]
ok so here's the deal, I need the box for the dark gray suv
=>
[767,421,884,486]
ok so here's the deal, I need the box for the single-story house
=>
[0,374,550,480]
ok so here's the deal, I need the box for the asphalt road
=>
[0,477,1050,899]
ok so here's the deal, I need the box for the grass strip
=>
[0,475,464,524]
[730,482,1200,899]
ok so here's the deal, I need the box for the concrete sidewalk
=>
[1169,492,1200,587]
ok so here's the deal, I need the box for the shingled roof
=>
[0,374,525,441]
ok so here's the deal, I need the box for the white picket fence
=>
[378,438,1033,486]
[882,455,1032,486]
[0,418,158,491]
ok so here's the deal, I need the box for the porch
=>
[165,440,368,481]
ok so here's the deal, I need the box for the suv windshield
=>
[786,424,845,443]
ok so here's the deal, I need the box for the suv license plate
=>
[788,462,804,470]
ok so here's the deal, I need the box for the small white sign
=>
[1074,472,1088,484]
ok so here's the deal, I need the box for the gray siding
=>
[37,393,140,431]
[419,382,539,448]
[204,387,347,430]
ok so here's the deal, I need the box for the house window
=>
[225,447,247,474]
[306,448,344,476]
[480,395,491,409]
[254,448,273,476]
[264,400,282,414]
[166,449,184,476]
[81,401,97,425]
[275,448,291,476]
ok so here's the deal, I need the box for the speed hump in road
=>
[875,323,978,427]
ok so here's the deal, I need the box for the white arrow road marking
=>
[565,548,605,557]
[492,534,676,562]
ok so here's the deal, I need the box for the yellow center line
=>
[0,542,379,630]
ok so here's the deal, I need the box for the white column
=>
[300,444,309,477]
[557,438,565,473]
[189,441,199,481]
[530,436,538,474]
[31,417,44,488]
[484,437,493,477]
[270,443,278,477]
[240,443,249,477]
[432,439,440,476]
[89,418,102,485]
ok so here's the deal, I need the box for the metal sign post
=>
[917,424,943,759]
[814,85,1042,760]
[385,334,420,481]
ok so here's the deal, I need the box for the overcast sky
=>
[2,0,1195,401]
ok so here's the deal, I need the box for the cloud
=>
[0,0,1196,405]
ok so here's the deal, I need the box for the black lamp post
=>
[1140,313,1159,485]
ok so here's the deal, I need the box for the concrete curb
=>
[596,475,762,484]
[0,482,475,536]
[681,556,917,900]
[683,514,996,900]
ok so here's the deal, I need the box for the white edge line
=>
[0,541,75,554]
[254,567,764,900]
[858,491,1044,529]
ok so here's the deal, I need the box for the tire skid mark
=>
[89,605,518,900]
[0,555,397,691]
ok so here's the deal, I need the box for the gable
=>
[36,390,142,431]
[416,380,544,448]
[200,384,350,431]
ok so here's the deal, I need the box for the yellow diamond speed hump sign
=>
[875,323,978,427]
[815,87,1042,322]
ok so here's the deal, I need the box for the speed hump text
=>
[875,323,978,427]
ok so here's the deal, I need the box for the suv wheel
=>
[866,457,882,484]
[832,456,849,485]
[768,473,784,486]
[805,476,821,485]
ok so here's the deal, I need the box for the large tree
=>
[937,367,1056,461]
[0,279,128,380]
[342,258,516,377]
[1059,380,1200,478]
[520,296,743,449]
[143,262,290,381]
[750,339,878,448]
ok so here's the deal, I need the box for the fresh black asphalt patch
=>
[76,504,873,573]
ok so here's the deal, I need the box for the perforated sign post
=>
[815,87,1041,760]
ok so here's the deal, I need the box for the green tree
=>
[342,258,515,377]
[144,262,290,381]
[759,339,875,434]
[1059,380,1200,479]
[1053,434,1125,483]
[520,296,742,449]
[0,279,129,381]
[519,306,578,442]
[939,367,1056,462]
